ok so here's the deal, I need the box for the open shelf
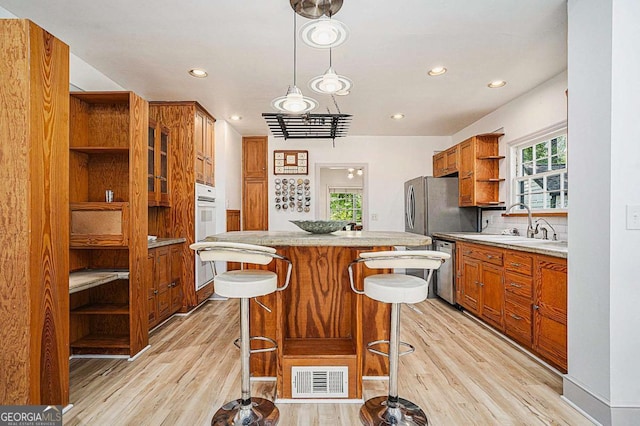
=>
[477,155,505,160]
[70,146,129,154]
[71,303,129,315]
[70,334,130,349]
[283,338,356,357]
[476,178,505,182]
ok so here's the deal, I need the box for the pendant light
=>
[309,47,352,94]
[272,12,318,114]
[300,16,349,49]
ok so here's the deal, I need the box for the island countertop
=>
[204,230,431,247]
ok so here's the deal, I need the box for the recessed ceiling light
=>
[188,68,208,78]
[428,66,447,76]
[229,115,242,121]
[391,113,405,120]
[488,80,507,88]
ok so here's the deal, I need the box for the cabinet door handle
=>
[478,281,484,287]
[533,304,539,310]
[154,290,158,295]
[510,313,523,320]
[509,282,523,288]
[509,262,521,267]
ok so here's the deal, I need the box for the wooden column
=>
[0,20,70,405]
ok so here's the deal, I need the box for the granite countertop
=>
[433,232,567,258]
[69,270,130,294]
[148,237,186,249]
[205,231,431,247]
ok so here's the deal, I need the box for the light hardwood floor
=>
[64,299,590,425]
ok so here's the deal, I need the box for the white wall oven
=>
[195,183,216,290]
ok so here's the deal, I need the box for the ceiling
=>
[0,0,567,137]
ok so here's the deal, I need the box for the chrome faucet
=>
[534,218,557,240]
[506,203,535,238]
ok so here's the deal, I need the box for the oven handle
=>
[197,202,216,207]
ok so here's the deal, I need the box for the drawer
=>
[505,299,532,346]
[461,244,503,266]
[505,272,533,301]
[505,251,533,276]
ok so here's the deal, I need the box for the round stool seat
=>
[364,273,428,304]
[214,270,278,299]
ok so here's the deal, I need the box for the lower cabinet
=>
[458,242,567,372]
[147,244,184,329]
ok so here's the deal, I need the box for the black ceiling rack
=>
[262,113,352,140]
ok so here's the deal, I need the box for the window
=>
[328,187,363,224]
[512,129,567,211]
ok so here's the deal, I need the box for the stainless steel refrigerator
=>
[404,176,480,302]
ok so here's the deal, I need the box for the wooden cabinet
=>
[0,19,70,405]
[147,244,184,329]
[533,257,567,370]
[68,91,149,358]
[457,241,567,372]
[433,146,459,177]
[149,102,216,310]
[242,136,269,230]
[458,243,504,330]
[434,133,504,206]
[433,151,446,177]
[147,119,171,207]
[458,133,504,207]
[194,109,216,186]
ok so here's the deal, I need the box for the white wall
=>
[268,136,451,232]
[452,71,569,238]
[222,122,242,211]
[564,0,640,424]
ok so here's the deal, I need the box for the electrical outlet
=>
[626,205,640,230]
[371,213,378,221]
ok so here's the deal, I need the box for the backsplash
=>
[480,210,568,241]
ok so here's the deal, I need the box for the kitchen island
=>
[204,230,430,401]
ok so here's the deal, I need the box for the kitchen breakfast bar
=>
[204,231,431,401]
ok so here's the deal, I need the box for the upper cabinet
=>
[194,109,216,186]
[148,119,171,207]
[433,133,504,207]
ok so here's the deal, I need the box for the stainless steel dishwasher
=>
[434,239,456,304]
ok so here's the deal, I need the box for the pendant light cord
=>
[293,11,297,86]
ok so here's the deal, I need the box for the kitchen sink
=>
[457,234,568,251]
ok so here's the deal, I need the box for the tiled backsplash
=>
[480,210,568,241]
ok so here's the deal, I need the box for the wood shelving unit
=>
[69,91,149,358]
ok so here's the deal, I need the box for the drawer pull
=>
[486,255,493,259]
[509,282,523,288]
[464,250,473,255]
[510,262,521,267]
[510,314,523,320]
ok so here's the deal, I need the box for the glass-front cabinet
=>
[148,119,171,207]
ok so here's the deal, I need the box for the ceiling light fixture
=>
[272,12,318,113]
[428,66,447,76]
[488,80,507,88]
[229,115,242,121]
[391,113,405,120]
[309,48,352,94]
[290,0,343,19]
[300,16,349,49]
[188,68,208,78]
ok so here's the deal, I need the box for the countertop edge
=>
[205,231,431,247]
[432,232,567,259]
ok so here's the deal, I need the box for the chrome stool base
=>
[359,396,428,426]
[211,397,279,426]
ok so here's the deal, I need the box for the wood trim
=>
[502,212,568,218]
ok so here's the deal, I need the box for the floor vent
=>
[291,366,348,398]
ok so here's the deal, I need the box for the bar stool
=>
[348,250,450,426]
[191,241,292,426]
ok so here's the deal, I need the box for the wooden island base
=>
[206,231,431,401]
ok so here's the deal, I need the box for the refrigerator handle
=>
[406,185,415,229]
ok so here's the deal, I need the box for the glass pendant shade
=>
[309,67,352,94]
[272,85,318,113]
[300,17,349,49]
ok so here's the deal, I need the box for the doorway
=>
[316,164,368,230]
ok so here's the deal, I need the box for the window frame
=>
[327,186,363,224]
[506,121,568,214]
